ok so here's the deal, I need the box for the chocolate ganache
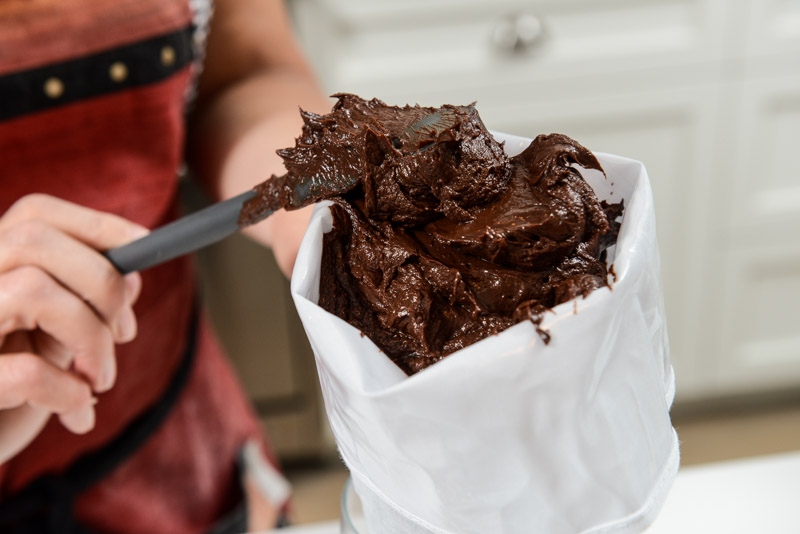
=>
[240,94,623,375]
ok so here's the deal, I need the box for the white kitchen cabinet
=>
[289,0,730,100]
[711,72,800,395]
[287,0,800,402]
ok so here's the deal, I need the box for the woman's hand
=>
[0,194,147,464]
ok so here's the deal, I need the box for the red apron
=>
[0,1,276,532]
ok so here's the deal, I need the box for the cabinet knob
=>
[491,13,545,54]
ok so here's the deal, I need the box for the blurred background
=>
[189,0,800,524]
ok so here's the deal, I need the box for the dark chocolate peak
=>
[239,94,511,227]
[277,95,626,375]
[239,94,621,374]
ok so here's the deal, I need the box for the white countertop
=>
[268,523,340,534]
[645,450,800,533]
[266,450,800,534]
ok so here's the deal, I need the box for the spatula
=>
[103,107,463,275]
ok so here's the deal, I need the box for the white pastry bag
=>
[290,134,679,534]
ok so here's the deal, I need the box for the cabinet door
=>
[713,74,800,394]
[289,0,728,99]
[740,0,800,69]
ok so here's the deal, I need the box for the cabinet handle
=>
[491,13,545,54]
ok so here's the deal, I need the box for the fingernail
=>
[61,405,96,434]
[128,225,150,241]
[97,356,117,393]
[115,307,137,343]
[123,273,142,304]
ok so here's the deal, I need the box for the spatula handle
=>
[103,189,262,274]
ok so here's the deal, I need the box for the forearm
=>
[187,69,330,276]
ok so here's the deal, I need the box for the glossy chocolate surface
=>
[243,94,622,375]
